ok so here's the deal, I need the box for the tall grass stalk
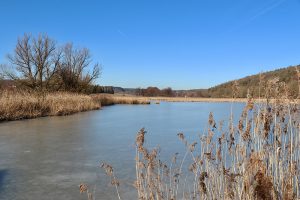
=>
[100,77,300,200]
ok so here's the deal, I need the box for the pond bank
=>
[0,91,100,121]
[0,92,151,122]
[1,92,297,122]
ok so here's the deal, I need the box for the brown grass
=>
[150,96,299,104]
[113,94,249,103]
[91,94,150,106]
[0,91,152,121]
[111,94,300,104]
[150,96,249,102]
[0,90,100,121]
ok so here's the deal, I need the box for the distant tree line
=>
[0,33,104,94]
[133,65,300,98]
[88,85,114,94]
[170,89,209,98]
[136,87,174,97]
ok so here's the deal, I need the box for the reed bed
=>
[110,94,300,104]
[0,92,152,121]
[0,90,100,121]
[95,80,300,200]
[112,94,249,103]
[91,94,150,106]
[149,96,299,104]
[149,96,249,103]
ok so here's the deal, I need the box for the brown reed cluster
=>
[0,90,100,121]
[79,183,94,200]
[98,74,299,199]
[91,94,150,106]
[100,162,122,200]
[0,91,151,122]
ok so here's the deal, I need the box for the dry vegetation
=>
[149,96,249,103]
[88,78,300,200]
[103,94,300,104]
[99,94,250,103]
[0,91,100,121]
[149,96,300,104]
[130,98,300,200]
[0,91,152,121]
[92,94,150,106]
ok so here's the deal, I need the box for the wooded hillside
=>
[207,65,300,98]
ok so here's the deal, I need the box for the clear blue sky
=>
[0,0,300,89]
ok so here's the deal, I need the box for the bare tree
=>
[1,33,101,93]
[161,87,174,97]
[4,33,58,91]
[57,43,101,92]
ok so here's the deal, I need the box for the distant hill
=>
[113,87,137,95]
[207,65,300,98]
[113,65,300,98]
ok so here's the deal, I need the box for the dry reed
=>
[0,91,152,122]
[91,94,150,106]
[99,76,300,200]
[0,90,100,121]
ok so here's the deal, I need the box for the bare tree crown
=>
[2,33,101,92]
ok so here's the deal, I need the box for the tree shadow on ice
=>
[0,169,9,193]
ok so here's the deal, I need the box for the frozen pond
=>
[0,102,244,200]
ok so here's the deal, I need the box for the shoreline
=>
[0,92,151,122]
[112,94,300,104]
[149,96,248,103]
[1,92,298,122]
[108,94,248,103]
[0,92,101,122]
